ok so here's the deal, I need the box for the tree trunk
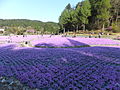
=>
[76,25,79,34]
[67,29,69,35]
[74,29,76,37]
[102,24,105,31]
[64,28,65,34]
[83,24,85,31]
[109,17,112,26]
[77,25,79,31]
[116,11,118,24]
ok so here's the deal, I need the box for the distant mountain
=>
[0,19,59,34]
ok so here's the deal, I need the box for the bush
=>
[112,24,120,33]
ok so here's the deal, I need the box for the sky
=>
[0,0,82,22]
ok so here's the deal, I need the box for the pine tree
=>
[110,0,120,23]
[96,0,111,31]
[76,0,91,30]
[59,3,72,33]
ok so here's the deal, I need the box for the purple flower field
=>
[1,35,120,47]
[31,37,120,47]
[0,35,120,89]
[0,43,120,89]
[0,35,48,43]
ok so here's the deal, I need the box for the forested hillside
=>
[59,0,120,33]
[0,19,59,35]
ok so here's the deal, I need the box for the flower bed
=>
[31,37,120,47]
[0,45,120,89]
[0,35,43,43]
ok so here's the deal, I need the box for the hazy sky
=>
[0,0,81,22]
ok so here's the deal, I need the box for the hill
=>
[0,19,59,35]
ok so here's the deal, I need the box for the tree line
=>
[59,0,120,33]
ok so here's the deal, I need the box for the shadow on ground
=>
[35,38,90,48]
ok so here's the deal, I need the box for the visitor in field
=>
[89,33,92,38]
[50,32,54,37]
[98,33,102,38]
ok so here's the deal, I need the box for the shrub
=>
[112,23,120,33]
